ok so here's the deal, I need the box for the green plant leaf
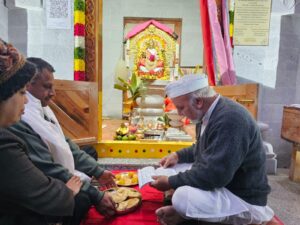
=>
[114,84,127,91]
[116,77,131,91]
[157,117,164,122]
[164,113,170,125]
[131,91,140,100]
[114,73,147,101]
[130,74,138,94]
[117,77,127,85]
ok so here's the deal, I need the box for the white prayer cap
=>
[166,74,209,99]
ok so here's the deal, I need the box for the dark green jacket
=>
[0,128,74,225]
[8,121,104,205]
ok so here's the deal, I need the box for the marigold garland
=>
[229,0,235,48]
[74,0,86,81]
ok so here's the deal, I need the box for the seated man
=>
[150,74,276,225]
[0,39,80,225]
[8,58,116,225]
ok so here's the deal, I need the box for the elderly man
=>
[151,75,276,225]
[8,58,116,225]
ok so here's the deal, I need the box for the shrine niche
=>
[124,20,180,80]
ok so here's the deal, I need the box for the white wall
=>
[103,0,202,118]
[1,0,74,80]
[26,5,74,80]
[0,0,8,41]
[8,8,28,55]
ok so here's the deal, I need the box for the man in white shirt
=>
[9,57,116,225]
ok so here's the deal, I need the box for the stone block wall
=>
[258,14,300,167]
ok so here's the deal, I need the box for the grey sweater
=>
[169,97,270,206]
[8,120,104,206]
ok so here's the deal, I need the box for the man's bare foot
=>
[156,206,186,225]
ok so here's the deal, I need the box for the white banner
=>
[45,0,71,29]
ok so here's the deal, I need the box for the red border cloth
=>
[199,0,215,86]
[273,215,285,225]
[81,171,285,225]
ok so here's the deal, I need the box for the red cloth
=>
[81,171,285,225]
[273,215,284,225]
[199,0,215,86]
[81,171,163,225]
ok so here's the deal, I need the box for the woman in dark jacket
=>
[0,39,81,225]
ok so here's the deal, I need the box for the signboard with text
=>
[234,0,272,46]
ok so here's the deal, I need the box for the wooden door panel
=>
[49,80,98,145]
[213,83,258,119]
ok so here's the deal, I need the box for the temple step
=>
[97,158,160,170]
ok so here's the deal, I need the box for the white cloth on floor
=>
[22,92,91,182]
[172,186,274,225]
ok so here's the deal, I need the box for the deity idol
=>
[138,39,164,78]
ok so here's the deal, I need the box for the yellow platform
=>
[95,140,192,158]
